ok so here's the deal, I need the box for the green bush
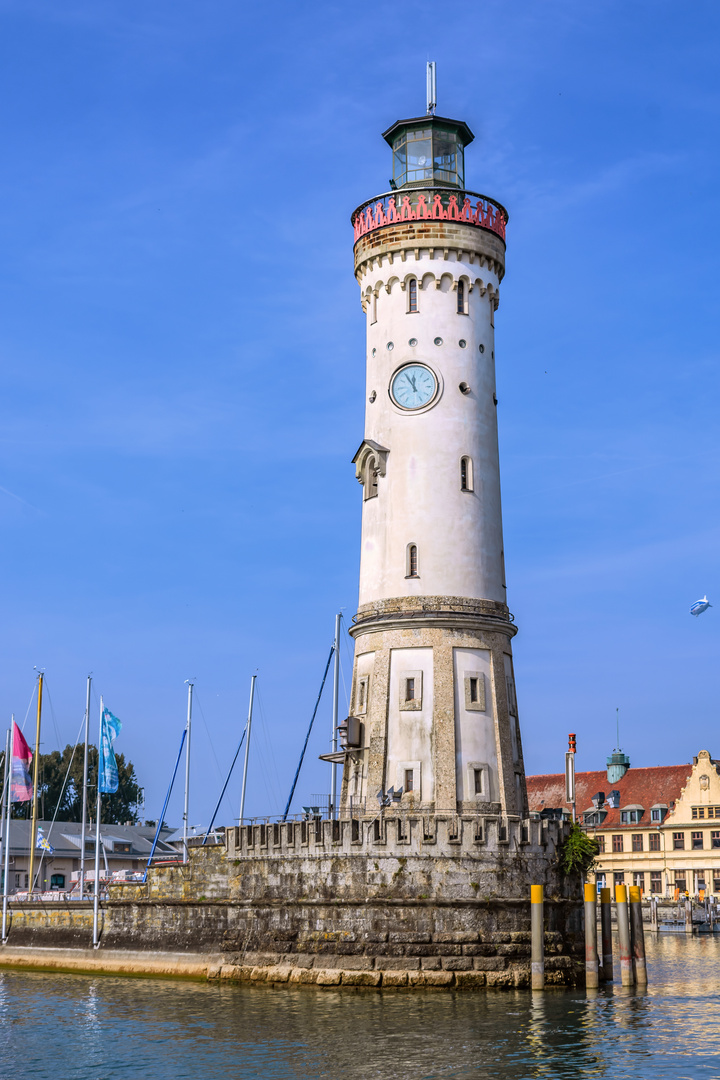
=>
[558,822,600,876]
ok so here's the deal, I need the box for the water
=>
[1,935,718,1079]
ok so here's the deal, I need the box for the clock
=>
[390,364,438,410]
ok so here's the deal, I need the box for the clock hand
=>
[409,375,417,392]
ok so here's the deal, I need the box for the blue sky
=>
[1,0,719,827]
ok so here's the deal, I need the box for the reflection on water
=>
[0,935,719,1079]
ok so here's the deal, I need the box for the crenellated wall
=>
[0,818,584,989]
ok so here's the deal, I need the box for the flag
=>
[36,827,54,855]
[99,705,122,794]
[10,723,33,802]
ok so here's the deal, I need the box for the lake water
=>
[1,935,718,1079]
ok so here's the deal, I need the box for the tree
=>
[11,744,142,825]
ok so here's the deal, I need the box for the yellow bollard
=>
[531,884,544,990]
[600,887,613,980]
[615,883,634,986]
[584,883,599,988]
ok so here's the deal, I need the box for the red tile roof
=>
[526,764,693,828]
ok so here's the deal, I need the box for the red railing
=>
[352,188,508,244]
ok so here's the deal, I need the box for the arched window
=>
[363,455,378,500]
[407,544,418,577]
[457,280,465,314]
[460,456,473,492]
[408,279,418,313]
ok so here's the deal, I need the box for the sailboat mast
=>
[239,675,256,826]
[79,675,91,898]
[28,672,43,894]
[92,696,103,947]
[329,613,341,820]
[182,681,193,864]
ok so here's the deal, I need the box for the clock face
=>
[390,364,437,410]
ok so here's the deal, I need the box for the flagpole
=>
[79,675,91,899]
[182,681,193,865]
[2,719,12,942]
[28,672,43,895]
[92,696,103,948]
[0,728,9,910]
[239,675,256,826]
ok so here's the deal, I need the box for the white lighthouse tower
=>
[342,77,527,819]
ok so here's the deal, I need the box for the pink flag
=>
[10,723,32,802]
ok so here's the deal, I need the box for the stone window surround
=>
[355,674,369,715]
[395,760,421,799]
[467,761,490,800]
[463,671,486,712]
[399,670,423,711]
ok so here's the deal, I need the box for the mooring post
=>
[615,883,633,986]
[685,898,693,934]
[629,885,648,986]
[584,883,599,988]
[531,884,544,990]
[600,887,613,981]
[650,895,658,933]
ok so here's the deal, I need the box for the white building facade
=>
[341,112,527,818]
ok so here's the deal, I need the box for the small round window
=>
[371,348,377,357]
[408,337,418,347]
[459,339,467,349]
[387,341,394,351]
[434,337,443,346]
[478,344,485,354]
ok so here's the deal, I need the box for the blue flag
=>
[99,705,122,794]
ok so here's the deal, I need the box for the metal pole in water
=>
[650,895,658,933]
[531,884,544,990]
[584,883,599,988]
[615,883,633,986]
[600,887,613,980]
[684,897,693,934]
[629,885,647,986]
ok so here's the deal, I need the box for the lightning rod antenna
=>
[426,61,437,115]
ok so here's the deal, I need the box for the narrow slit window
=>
[473,768,483,795]
[460,456,473,491]
[408,544,418,577]
[405,678,415,702]
[457,280,465,314]
[404,768,414,793]
[408,279,418,313]
[469,677,479,703]
[371,293,377,324]
[358,682,365,709]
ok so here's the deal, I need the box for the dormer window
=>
[651,804,668,823]
[620,806,644,824]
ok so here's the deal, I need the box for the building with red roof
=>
[526,750,720,897]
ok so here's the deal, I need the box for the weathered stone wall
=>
[0,815,584,989]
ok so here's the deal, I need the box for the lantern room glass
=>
[392,125,464,189]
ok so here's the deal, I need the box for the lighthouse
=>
[342,78,527,819]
